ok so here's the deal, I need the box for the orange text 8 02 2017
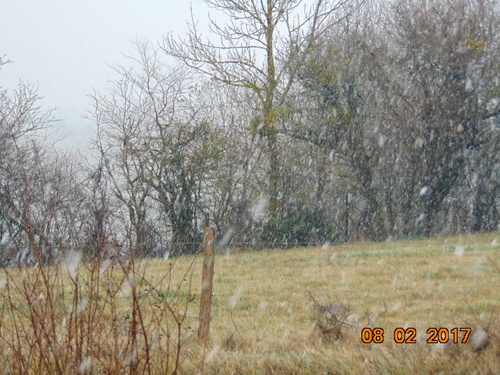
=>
[361,327,472,344]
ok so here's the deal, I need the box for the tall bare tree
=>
[162,0,361,231]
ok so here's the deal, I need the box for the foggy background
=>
[0,0,204,150]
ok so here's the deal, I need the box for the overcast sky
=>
[0,0,207,151]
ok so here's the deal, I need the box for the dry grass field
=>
[157,231,500,374]
[0,232,499,374]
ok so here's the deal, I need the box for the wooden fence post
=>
[198,227,215,343]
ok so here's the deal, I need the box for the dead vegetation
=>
[0,253,197,374]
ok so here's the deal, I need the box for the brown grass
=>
[1,232,499,374]
[188,232,500,374]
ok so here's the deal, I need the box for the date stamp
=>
[361,327,472,344]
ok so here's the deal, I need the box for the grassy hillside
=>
[157,232,500,374]
[0,232,499,374]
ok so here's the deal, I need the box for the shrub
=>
[309,293,353,342]
[0,249,195,374]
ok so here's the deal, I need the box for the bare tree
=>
[162,0,361,233]
[0,60,70,263]
[91,43,226,255]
